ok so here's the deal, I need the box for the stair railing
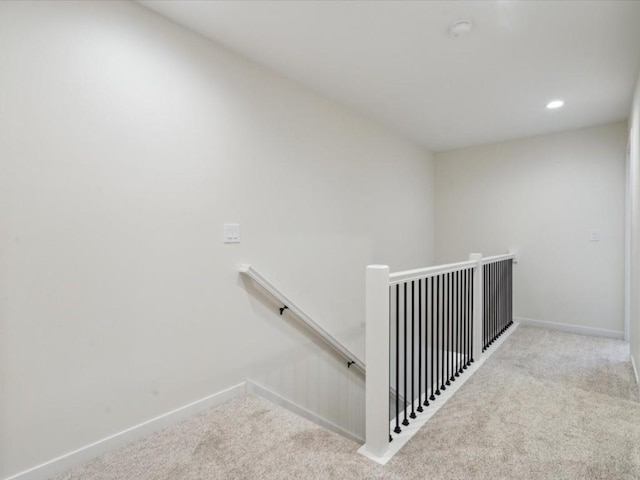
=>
[362,251,516,461]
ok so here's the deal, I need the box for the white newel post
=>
[469,253,483,361]
[365,265,390,458]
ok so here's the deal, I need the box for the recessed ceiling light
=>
[546,100,564,109]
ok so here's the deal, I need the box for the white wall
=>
[435,123,627,335]
[0,1,435,477]
[629,71,640,376]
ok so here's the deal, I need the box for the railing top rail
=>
[481,253,515,264]
[239,264,366,374]
[389,259,476,285]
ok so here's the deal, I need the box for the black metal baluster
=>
[509,260,512,326]
[507,260,511,328]
[489,263,495,345]
[456,270,462,375]
[500,261,504,334]
[468,268,472,364]
[424,278,430,407]
[394,284,400,434]
[410,281,416,419]
[493,262,500,341]
[498,262,501,336]
[445,272,449,385]
[443,272,447,387]
[493,262,500,342]
[450,271,454,381]
[452,271,456,380]
[452,270,457,379]
[489,263,492,345]
[464,268,469,368]
[450,271,455,382]
[496,262,500,337]
[439,273,445,392]
[499,261,503,335]
[417,279,423,412]
[440,273,444,391]
[508,260,512,327]
[403,283,409,426]
[442,273,451,386]
[430,276,436,400]
[498,262,501,337]
[452,270,456,379]
[462,269,467,370]
[497,262,500,337]
[488,262,492,346]
[445,272,451,384]
[389,286,392,443]
[488,263,491,347]
[455,270,459,374]
[508,261,512,326]
[444,273,451,387]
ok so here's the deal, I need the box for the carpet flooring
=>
[52,326,640,480]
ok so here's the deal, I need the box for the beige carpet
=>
[52,326,640,480]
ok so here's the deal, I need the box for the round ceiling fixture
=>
[546,100,565,109]
[449,21,473,37]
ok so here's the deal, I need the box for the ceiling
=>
[138,0,640,152]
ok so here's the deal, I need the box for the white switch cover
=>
[224,224,240,243]
[590,229,601,242]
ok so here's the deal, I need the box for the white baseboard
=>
[514,317,624,340]
[246,379,364,444]
[4,382,247,480]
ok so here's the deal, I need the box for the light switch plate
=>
[224,224,240,243]
[590,229,600,242]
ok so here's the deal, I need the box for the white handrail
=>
[481,253,515,264]
[239,265,366,374]
[389,259,476,285]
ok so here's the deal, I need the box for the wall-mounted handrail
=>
[239,265,365,374]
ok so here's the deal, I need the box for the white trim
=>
[3,382,247,480]
[470,253,484,358]
[364,265,391,457]
[481,253,515,264]
[625,133,631,342]
[245,379,364,444]
[514,317,624,340]
[389,260,476,285]
[359,323,519,465]
[632,355,639,385]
